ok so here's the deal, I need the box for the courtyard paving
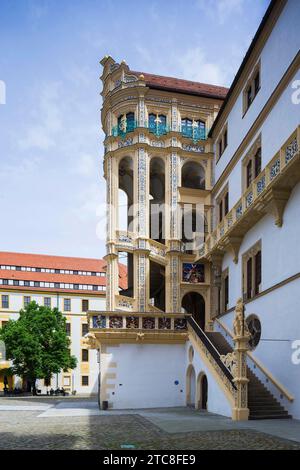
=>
[0,397,300,450]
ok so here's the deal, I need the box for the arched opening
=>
[196,373,208,410]
[186,364,196,407]
[118,251,133,298]
[119,157,133,232]
[149,261,165,311]
[181,161,205,190]
[149,157,165,244]
[181,292,205,330]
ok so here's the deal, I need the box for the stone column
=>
[166,151,181,313]
[134,147,150,312]
[105,154,119,311]
[232,298,250,421]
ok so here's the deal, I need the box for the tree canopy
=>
[0,301,77,392]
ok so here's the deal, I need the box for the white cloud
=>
[197,0,246,25]
[18,81,63,151]
[175,46,224,85]
[73,153,97,178]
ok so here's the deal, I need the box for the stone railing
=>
[88,311,188,332]
[204,127,299,256]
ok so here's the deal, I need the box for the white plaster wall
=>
[186,340,232,418]
[215,68,300,208]
[215,0,300,182]
[101,343,186,409]
[218,183,300,418]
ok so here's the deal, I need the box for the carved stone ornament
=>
[233,298,250,338]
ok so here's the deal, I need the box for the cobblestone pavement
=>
[0,398,300,450]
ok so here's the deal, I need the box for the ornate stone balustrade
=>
[203,127,300,260]
[88,311,188,333]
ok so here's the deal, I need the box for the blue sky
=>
[0,0,270,259]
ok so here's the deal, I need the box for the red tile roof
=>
[132,71,228,99]
[0,252,127,292]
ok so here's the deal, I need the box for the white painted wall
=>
[101,343,186,409]
[185,340,232,418]
[215,0,300,184]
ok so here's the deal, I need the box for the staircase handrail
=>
[186,316,237,389]
[215,318,294,402]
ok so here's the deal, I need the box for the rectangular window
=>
[3,279,8,285]
[2,295,9,308]
[224,192,229,216]
[34,281,40,287]
[13,280,19,286]
[44,297,51,308]
[81,349,89,362]
[54,282,60,289]
[65,323,71,336]
[254,250,262,295]
[82,323,89,336]
[247,85,252,109]
[82,299,89,312]
[81,375,89,386]
[24,296,31,307]
[254,148,261,178]
[64,298,71,312]
[246,160,252,188]
[219,200,223,223]
[24,280,30,287]
[246,258,252,300]
[224,275,229,311]
[243,62,260,114]
[254,71,260,95]
[223,129,228,149]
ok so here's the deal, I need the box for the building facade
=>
[86,0,300,419]
[0,252,126,395]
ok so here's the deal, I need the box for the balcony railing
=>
[203,127,299,257]
[112,120,137,138]
[88,311,188,332]
[180,125,207,142]
[110,119,207,141]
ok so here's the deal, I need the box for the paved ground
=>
[0,397,300,450]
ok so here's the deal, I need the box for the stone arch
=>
[186,364,196,407]
[149,157,165,243]
[181,160,205,190]
[196,372,208,410]
[181,291,206,330]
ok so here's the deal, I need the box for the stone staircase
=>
[205,331,291,420]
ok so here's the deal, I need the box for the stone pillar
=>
[134,147,150,312]
[232,298,250,421]
[165,151,181,313]
[105,154,119,311]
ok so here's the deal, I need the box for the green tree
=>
[0,301,77,394]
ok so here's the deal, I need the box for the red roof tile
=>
[0,252,127,292]
[132,71,228,99]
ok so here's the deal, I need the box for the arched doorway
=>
[181,292,205,330]
[201,375,208,409]
[186,364,196,407]
[196,373,208,410]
